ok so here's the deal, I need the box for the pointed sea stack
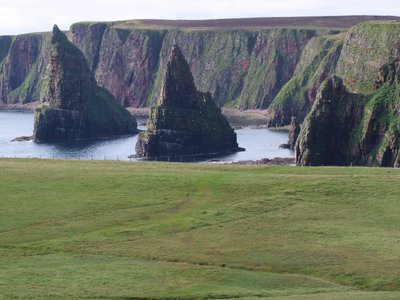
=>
[136,45,242,158]
[280,116,300,149]
[33,25,137,142]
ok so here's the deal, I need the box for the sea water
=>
[0,109,294,162]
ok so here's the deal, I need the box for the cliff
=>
[1,16,398,117]
[0,33,51,104]
[33,25,137,142]
[267,33,343,126]
[296,21,400,167]
[135,45,241,158]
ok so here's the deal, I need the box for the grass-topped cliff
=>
[1,159,400,298]
[0,16,399,121]
[296,21,400,167]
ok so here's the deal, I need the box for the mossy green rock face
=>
[296,76,365,165]
[267,34,343,126]
[296,21,400,167]
[336,21,400,94]
[296,58,400,167]
[34,25,137,142]
[0,33,52,104]
[136,45,241,158]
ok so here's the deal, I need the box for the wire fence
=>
[0,154,132,161]
[0,154,204,163]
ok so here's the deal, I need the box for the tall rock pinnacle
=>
[47,25,95,112]
[33,25,137,142]
[161,45,197,108]
[135,45,243,159]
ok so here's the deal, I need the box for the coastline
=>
[127,107,270,118]
[1,102,272,124]
[0,101,41,111]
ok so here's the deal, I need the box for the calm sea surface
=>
[0,110,294,162]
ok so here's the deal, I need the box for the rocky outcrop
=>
[295,76,364,166]
[296,57,400,167]
[135,45,242,158]
[296,21,400,167]
[280,116,300,150]
[33,25,137,142]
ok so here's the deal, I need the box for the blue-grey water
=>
[0,109,294,162]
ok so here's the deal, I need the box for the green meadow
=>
[1,159,399,299]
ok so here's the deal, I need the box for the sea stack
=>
[296,60,400,167]
[280,116,300,149]
[33,25,137,142]
[136,45,242,158]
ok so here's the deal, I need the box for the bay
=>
[0,110,294,162]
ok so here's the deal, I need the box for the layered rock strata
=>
[135,45,242,158]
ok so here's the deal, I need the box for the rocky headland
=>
[135,45,242,158]
[296,57,400,167]
[33,25,137,142]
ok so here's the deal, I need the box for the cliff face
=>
[34,25,137,142]
[71,23,165,107]
[267,34,343,126]
[296,23,400,167]
[239,29,316,109]
[71,25,320,109]
[0,16,399,127]
[336,21,400,94]
[3,16,395,111]
[0,33,51,104]
[136,45,240,158]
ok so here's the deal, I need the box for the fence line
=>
[0,154,200,163]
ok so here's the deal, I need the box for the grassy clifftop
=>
[336,20,400,94]
[110,15,400,30]
[1,159,400,298]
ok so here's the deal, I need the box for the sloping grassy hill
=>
[1,159,400,299]
[112,16,400,30]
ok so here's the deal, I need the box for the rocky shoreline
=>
[0,101,41,110]
[2,103,271,124]
[233,157,295,165]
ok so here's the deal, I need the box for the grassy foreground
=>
[1,159,400,299]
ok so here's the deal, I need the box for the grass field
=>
[1,159,400,299]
